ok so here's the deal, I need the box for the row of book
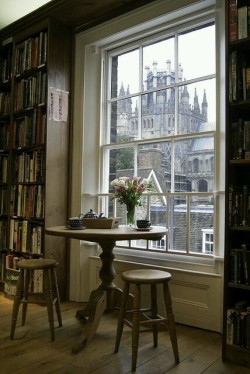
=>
[0,91,10,116]
[228,50,250,102]
[9,219,43,254]
[4,264,43,294]
[231,118,250,160]
[14,71,47,112]
[229,244,250,285]
[13,150,44,184]
[227,301,250,348]
[0,50,12,84]
[0,121,10,150]
[0,187,8,215]
[0,155,8,183]
[13,107,46,148]
[15,31,48,76]
[229,1,250,41]
[10,184,44,219]
[0,220,7,248]
[228,185,250,227]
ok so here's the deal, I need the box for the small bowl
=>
[68,217,84,228]
[136,219,151,229]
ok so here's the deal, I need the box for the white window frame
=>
[71,0,225,277]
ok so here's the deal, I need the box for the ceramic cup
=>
[136,219,151,228]
[68,217,84,228]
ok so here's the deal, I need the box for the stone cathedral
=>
[117,60,214,195]
[115,60,214,253]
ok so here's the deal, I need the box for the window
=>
[101,17,217,256]
[73,0,225,263]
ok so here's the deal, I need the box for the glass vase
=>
[126,203,136,227]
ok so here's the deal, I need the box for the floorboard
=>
[1,292,249,374]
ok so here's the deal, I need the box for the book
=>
[242,185,248,226]
[234,300,248,347]
[21,220,28,252]
[244,120,250,159]
[236,249,244,283]
[229,248,237,282]
[246,307,250,349]
[231,119,244,159]
[242,66,250,101]
[238,6,248,39]
[226,308,235,345]
[242,244,250,285]
[229,0,238,42]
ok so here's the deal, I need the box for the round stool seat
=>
[10,258,62,342]
[115,268,179,371]
[17,259,59,270]
[122,269,172,284]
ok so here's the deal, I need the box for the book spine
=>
[238,6,248,39]
[229,0,238,42]
[21,220,28,252]
[246,307,250,349]
[226,308,235,345]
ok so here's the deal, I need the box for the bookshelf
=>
[0,36,12,291]
[223,0,250,368]
[0,18,71,299]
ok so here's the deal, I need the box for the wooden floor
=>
[1,292,249,374]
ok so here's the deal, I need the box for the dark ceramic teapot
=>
[79,209,105,219]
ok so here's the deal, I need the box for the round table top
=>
[45,225,167,243]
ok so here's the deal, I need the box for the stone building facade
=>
[114,60,214,253]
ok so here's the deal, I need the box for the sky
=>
[116,24,216,123]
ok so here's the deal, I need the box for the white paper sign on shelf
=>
[49,87,69,122]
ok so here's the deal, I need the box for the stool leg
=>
[132,283,141,372]
[114,281,130,353]
[44,269,55,341]
[10,269,24,339]
[163,282,179,364]
[22,269,31,325]
[51,268,62,327]
[151,283,158,347]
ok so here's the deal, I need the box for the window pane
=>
[143,37,175,88]
[108,148,134,184]
[189,196,214,254]
[141,89,175,139]
[178,79,216,135]
[111,49,139,99]
[178,24,215,80]
[169,195,187,252]
[174,136,214,192]
[110,97,139,143]
[138,142,172,191]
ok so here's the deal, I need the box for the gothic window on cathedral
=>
[104,16,216,255]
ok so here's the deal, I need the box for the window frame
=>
[72,1,224,270]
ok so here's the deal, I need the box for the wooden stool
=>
[10,258,62,341]
[114,269,179,372]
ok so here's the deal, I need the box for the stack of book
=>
[231,119,250,160]
[229,1,250,42]
[9,219,43,254]
[227,301,250,348]
[15,31,47,76]
[0,50,12,83]
[229,244,250,285]
[228,185,250,227]
[0,92,10,115]
[229,51,250,102]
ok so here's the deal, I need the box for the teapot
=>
[79,209,104,219]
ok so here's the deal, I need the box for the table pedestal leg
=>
[72,240,117,353]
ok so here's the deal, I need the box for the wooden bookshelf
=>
[223,0,250,368]
[0,18,71,300]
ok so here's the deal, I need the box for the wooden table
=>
[45,225,167,353]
